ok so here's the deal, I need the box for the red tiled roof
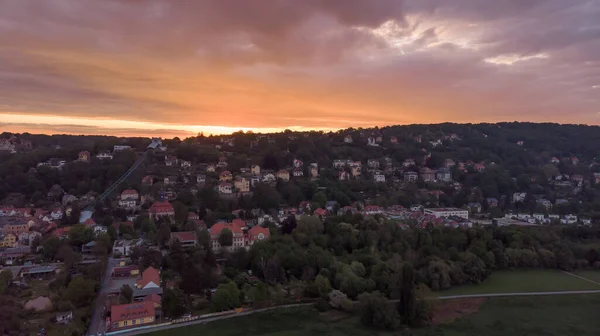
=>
[149,201,174,214]
[170,231,197,242]
[210,221,243,237]
[121,189,138,197]
[248,225,270,242]
[143,293,161,305]
[136,266,160,289]
[52,226,71,237]
[83,218,96,226]
[111,301,155,323]
[314,208,327,216]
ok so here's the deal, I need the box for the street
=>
[87,258,123,336]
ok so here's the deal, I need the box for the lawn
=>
[437,270,600,297]
[150,294,600,336]
[438,294,600,336]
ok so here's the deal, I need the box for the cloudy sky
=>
[0,0,599,137]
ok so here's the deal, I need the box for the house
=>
[473,162,485,172]
[96,150,113,160]
[536,198,552,209]
[513,192,527,203]
[51,227,71,240]
[404,171,418,182]
[486,198,499,208]
[403,159,416,167]
[245,225,270,247]
[206,164,216,173]
[114,145,131,152]
[188,212,199,220]
[314,208,327,217]
[196,174,206,184]
[436,168,452,182]
[112,265,140,277]
[367,159,380,169]
[363,205,383,215]
[136,266,160,289]
[572,174,584,183]
[572,157,579,165]
[164,155,178,166]
[339,171,350,181]
[27,231,42,246]
[310,163,319,178]
[217,156,228,168]
[276,170,290,182]
[180,160,192,168]
[444,159,456,168]
[390,136,398,144]
[333,159,346,168]
[550,157,560,164]
[55,311,74,324]
[262,173,276,183]
[219,171,233,181]
[344,135,353,143]
[163,176,177,185]
[142,175,154,186]
[119,189,139,209]
[209,220,246,251]
[374,172,386,182]
[78,151,90,162]
[351,166,361,177]
[219,182,233,194]
[594,173,600,184]
[234,176,250,193]
[149,201,175,219]
[251,165,261,176]
[292,169,304,177]
[293,158,303,168]
[367,137,378,147]
[468,203,482,213]
[1,234,17,248]
[110,301,155,329]
[112,239,142,257]
[420,168,436,182]
[170,231,197,248]
[517,141,524,146]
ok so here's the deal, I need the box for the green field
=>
[437,270,600,297]
[150,294,600,336]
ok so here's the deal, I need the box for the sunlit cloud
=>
[484,53,550,66]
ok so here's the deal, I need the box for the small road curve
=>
[436,289,600,300]
[112,303,313,336]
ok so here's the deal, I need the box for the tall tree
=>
[397,263,417,326]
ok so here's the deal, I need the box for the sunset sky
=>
[0,0,599,137]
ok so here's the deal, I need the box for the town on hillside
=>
[2,122,600,334]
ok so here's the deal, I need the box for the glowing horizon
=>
[0,1,598,136]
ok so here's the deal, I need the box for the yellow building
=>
[251,165,261,176]
[111,301,155,329]
[234,177,250,193]
[1,234,17,248]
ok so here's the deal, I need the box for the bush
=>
[314,298,331,312]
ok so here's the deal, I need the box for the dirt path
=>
[562,271,600,285]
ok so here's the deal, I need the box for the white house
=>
[218,182,233,194]
[374,173,386,182]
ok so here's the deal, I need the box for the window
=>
[123,321,128,326]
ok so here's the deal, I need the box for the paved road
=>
[88,258,125,336]
[437,289,600,300]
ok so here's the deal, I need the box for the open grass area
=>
[437,270,600,297]
[150,294,600,336]
[438,294,600,336]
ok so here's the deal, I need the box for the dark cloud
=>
[0,0,598,135]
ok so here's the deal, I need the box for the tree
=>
[119,285,133,304]
[43,236,61,259]
[64,276,96,308]
[397,263,417,326]
[312,191,327,208]
[156,223,171,248]
[328,289,352,311]
[314,275,332,299]
[68,224,93,246]
[0,270,12,295]
[163,288,187,318]
[219,228,233,247]
[249,281,271,307]
[358,291,400,330]
[211,281,241,311]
